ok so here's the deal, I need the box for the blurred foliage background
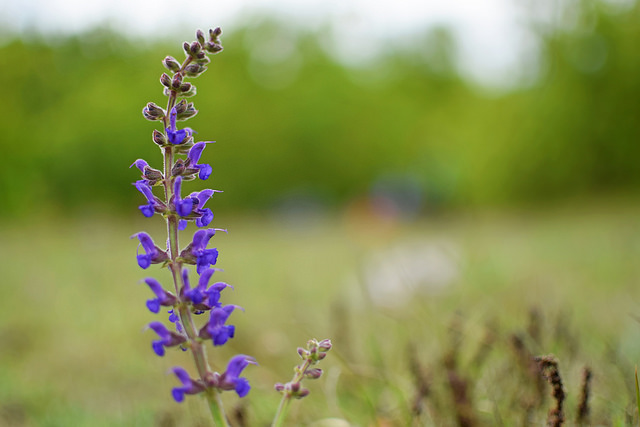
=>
[2,0,639,217]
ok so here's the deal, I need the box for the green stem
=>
[272,396,291,427]
[271,358,313,426]
[206,389,229,427]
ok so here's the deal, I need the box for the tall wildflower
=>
[131,28,254,425]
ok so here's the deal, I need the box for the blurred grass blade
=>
[635,366,640,423]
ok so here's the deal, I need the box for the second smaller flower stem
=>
[272,358,313,427]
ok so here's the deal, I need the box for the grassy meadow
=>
[1,198,640,426]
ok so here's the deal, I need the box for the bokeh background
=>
[2,0,640,425]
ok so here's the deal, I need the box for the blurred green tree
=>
[1,1,638,217]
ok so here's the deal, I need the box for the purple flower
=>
[131,159,163,186]
[205,281,232,309]
[183,267,231,311]
[199,305,239,346]
[187,141,214,180]
[178,189,220,230]
[173,176,195,217]
[166,107,193,145]
[181,268,206,305]
[144,277,178,313]
[192,189,220,227]
[135,180,158,217]
[130,159,149,172]
[180,228,223,274]
[171,367,206,402]
[132,232,168,269]
[218,355,257,398]
[148,321,187,356]
[167,308,184,331]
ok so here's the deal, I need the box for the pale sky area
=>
[2,0,630,86]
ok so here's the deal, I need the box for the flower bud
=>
[210,27,222,42]
[196,51,206,60]
[143,102,165,121]
[181,85,197,97]
[296,388,310,399]
[152,129,167,145]
[183,41,190,54]
[179,82,192,93]
[205,42,223,53]
[196,55,211,65]
[172,158,186,176]
[144,167,164,182]
[174,99,188,114]
[171,73,183,89]
[274,383,285,392]
[163,56,181,73]
[318,339,332,352]
[160,73,172,88]
[190,41,202,55]
[305,368,323,379]
[308,343,318,357]
[297,347,308,359]
[176,102,198,121]
[196,29,205,44]
[185,63,207,78]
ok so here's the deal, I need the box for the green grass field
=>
[1,199,640,426]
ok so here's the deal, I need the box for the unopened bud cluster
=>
[275,339,332,400]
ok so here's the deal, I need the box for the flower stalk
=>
[131,28,253,427]
[272,339,332,427]
[132,27,332,426]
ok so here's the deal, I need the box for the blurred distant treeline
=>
[2,1,639,217]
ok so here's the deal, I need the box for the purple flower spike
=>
[174,176,194,217]
[166,107,193,145]
[144,277,178,313]
[135,180,157,217]
[187,141,215,180]
[171,367,206,402]
[132,232,168,269]
[148,321,187,356]
[200,305,239,346]
[218,355,257,398]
